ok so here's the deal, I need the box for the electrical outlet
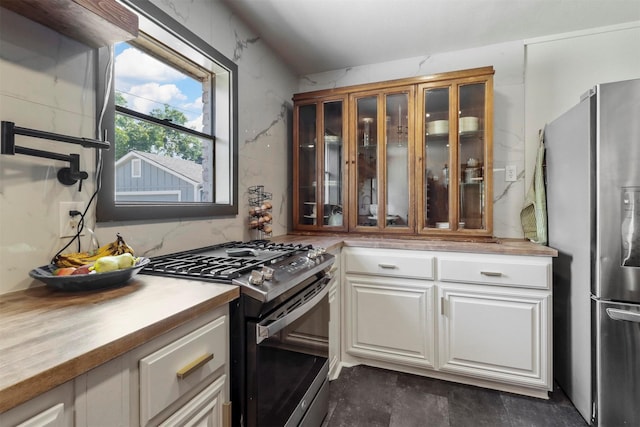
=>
[59,201,86,238]
[505,164,517,182]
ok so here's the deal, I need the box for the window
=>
[131,158,141,178]
[96,0,238,221]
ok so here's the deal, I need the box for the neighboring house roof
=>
[117,150,203,184]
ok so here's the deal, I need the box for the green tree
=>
[114,91,203,162]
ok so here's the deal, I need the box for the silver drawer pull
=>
[378,263,398,269]
[176,353,214,379]
[480,271,503,277]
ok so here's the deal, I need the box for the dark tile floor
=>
[322,365,587,427]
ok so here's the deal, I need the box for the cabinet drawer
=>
[343,248,434,279]
[139,315,227,425]
[438,255,551,289]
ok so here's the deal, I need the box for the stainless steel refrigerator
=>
[546,78,640,426]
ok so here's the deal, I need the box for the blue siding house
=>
[115,151,204,202]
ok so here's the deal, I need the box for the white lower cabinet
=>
[341,247,553,398]
[0,383,73,427]
[159,374,227,427]
[438,283,551,389]
[344,275,435,368]
[72,305,230,427]
[328,250,341,379]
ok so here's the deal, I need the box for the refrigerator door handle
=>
[606,308,640,323]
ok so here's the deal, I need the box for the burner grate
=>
[140,240,310,282]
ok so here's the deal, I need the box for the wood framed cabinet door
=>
[293,96,348,231]
[348,86,416,234]
[416,72,494,238]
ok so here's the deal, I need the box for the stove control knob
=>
[261,266,275,281]
[249,270,264,285]
[316,247,326,256]
[307,249,318,260]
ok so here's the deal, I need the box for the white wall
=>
[524,23,640,186]
[0,1,297,294]
[298,22,640,239]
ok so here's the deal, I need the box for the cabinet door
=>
[350,87,414,233]
[75,355,129,427]
[293,98,347,231]
[457,81,492,233]
[0,383,73,427]
[417,74,493,237]
[438,284,551,389]
[345,274,435,368]
[159,375,227,427]
[328,253,341,379]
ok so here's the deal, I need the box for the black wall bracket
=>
[1,121,110,191]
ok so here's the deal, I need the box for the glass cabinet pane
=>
[458,83,486,230]
[323,101,343,227]
[298,104,317,225]
[423,87,450,229]
[356,96,378,227]
[385,93,409,228]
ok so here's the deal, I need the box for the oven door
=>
[246,275,330,427]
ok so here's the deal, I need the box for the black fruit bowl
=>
[29,257,150,292]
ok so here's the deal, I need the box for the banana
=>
[53,234,135,268]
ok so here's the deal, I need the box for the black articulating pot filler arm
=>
[1,121,110,191]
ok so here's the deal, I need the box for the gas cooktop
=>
[140,240,312,282]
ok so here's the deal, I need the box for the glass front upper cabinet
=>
[417,75,493,237]
[350,88,413,233]
[293,97,347,231]
[458,82,489,232]
[293,66,493,238]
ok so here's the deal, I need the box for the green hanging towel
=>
[520,130,547,245]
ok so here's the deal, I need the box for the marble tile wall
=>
[0,1,297,294]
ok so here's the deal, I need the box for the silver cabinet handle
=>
[378,263,397,269]
[606,308,640,323]
[480,271,503,277]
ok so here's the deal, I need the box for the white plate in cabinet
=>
[438,284,551,390]
[343,247,435,280]
[140,315,227,425]
[438,254,551,289]
[345,275,435,368]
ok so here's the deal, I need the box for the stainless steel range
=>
[141,240,335,427]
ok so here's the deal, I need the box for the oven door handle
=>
[256,275,331,344]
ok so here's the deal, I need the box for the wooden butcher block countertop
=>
[0,276,238,412]
[272,234,558,257]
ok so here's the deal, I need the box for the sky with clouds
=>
[114,42,204,131]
